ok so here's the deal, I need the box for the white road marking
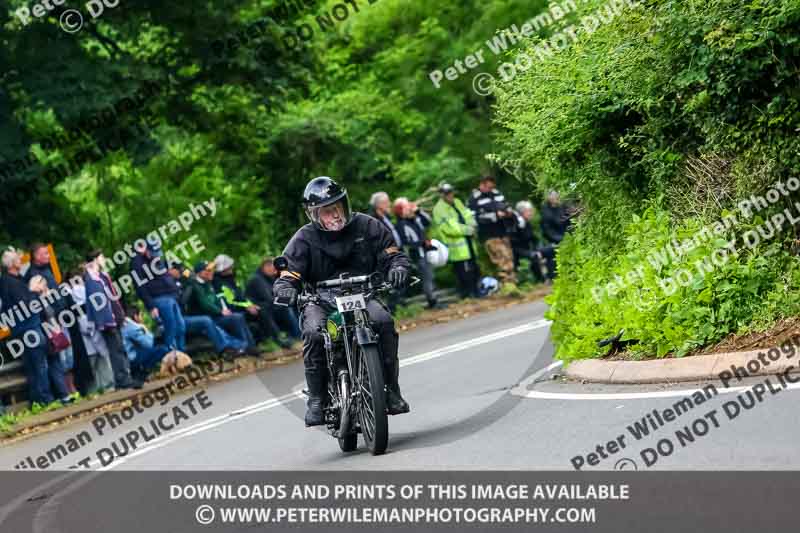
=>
[96,318,552,470]
[510,361,800,400]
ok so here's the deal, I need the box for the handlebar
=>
[274,274,420,308]
[315,275,372,289]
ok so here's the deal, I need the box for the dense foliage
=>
[4,0,800,359]
[1,0,546,271]
[492,0,800,360]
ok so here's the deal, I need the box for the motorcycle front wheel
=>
[338,372,357,452]
[356,343,388,455]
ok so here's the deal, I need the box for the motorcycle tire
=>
[338,372,358,452]
[338,432,358,452]
[357,343,389,455]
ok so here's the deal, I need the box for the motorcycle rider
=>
[273,177,412,426]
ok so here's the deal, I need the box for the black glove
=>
[274,286,298,307]
[388,267,408,290]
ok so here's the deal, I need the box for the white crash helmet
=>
[425,239,449,267]
[480,276,500,296]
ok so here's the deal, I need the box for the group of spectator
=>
[372,176,574,302]
[0,242,301,408]
[0,176,571,410]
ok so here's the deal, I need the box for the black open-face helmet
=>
[302,176,352,231]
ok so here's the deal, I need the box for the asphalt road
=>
[2,299,799,471]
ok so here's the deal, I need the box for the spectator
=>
[368,191,403,311]
[512,201,556,283]
[432,183,481,299]
[213,254,292,348]
[183,260,259,355]
[394,197,443,309]
[540,191,572,245]
[28,275,77,400]
[169,266,248,359]
[245,256,302,343]
[368,192,403,248]
[121,305,171,385]
[131,242,186,352]
[25,243,74,393]
[84,250,134,389]
[0,249,69,406]
[66,268,114,394]
[468,175,517,286]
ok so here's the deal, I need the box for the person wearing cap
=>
[212,255,259,316]
[468,175,517,286]
[432,183,481,299]
[245,257,302,346]
[182,260,260,356]
[211,254,292,348]
[130,240,186,353]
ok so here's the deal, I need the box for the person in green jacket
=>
[182,260,259,354]
[432,183,481,298]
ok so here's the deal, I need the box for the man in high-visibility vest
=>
[432,183,481,299]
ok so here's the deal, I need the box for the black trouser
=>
[300,299,400,396]
[101,327,133,388]
[453,259,481,298]
[513,246,556,281]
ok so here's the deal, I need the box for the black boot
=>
[384,358,410,415]
[304,370,325,427]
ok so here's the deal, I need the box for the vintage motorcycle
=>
[274,258,414,455]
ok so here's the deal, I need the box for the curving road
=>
[1,299,799,471]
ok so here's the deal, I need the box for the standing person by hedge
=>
[432,183,481,299]
[468,175,517,287]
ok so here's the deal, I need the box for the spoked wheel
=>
[337,372,357,452]
[356,344,388,455]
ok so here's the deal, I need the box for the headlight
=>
[326,319,340,341]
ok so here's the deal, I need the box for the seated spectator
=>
[121,305,171,386]
[169,266,248,359]
[394,198,444,309]
[131,242,186,352]
[215,254,294,348]
[0,248,69,406]
[540,191,573,246]
[245,257,301,343]
[182,260,260,356]
[84,250,134,389]
[512,201,556,283]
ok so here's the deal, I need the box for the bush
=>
[493,0,800,361]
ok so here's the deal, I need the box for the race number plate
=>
[335,294,366,312]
